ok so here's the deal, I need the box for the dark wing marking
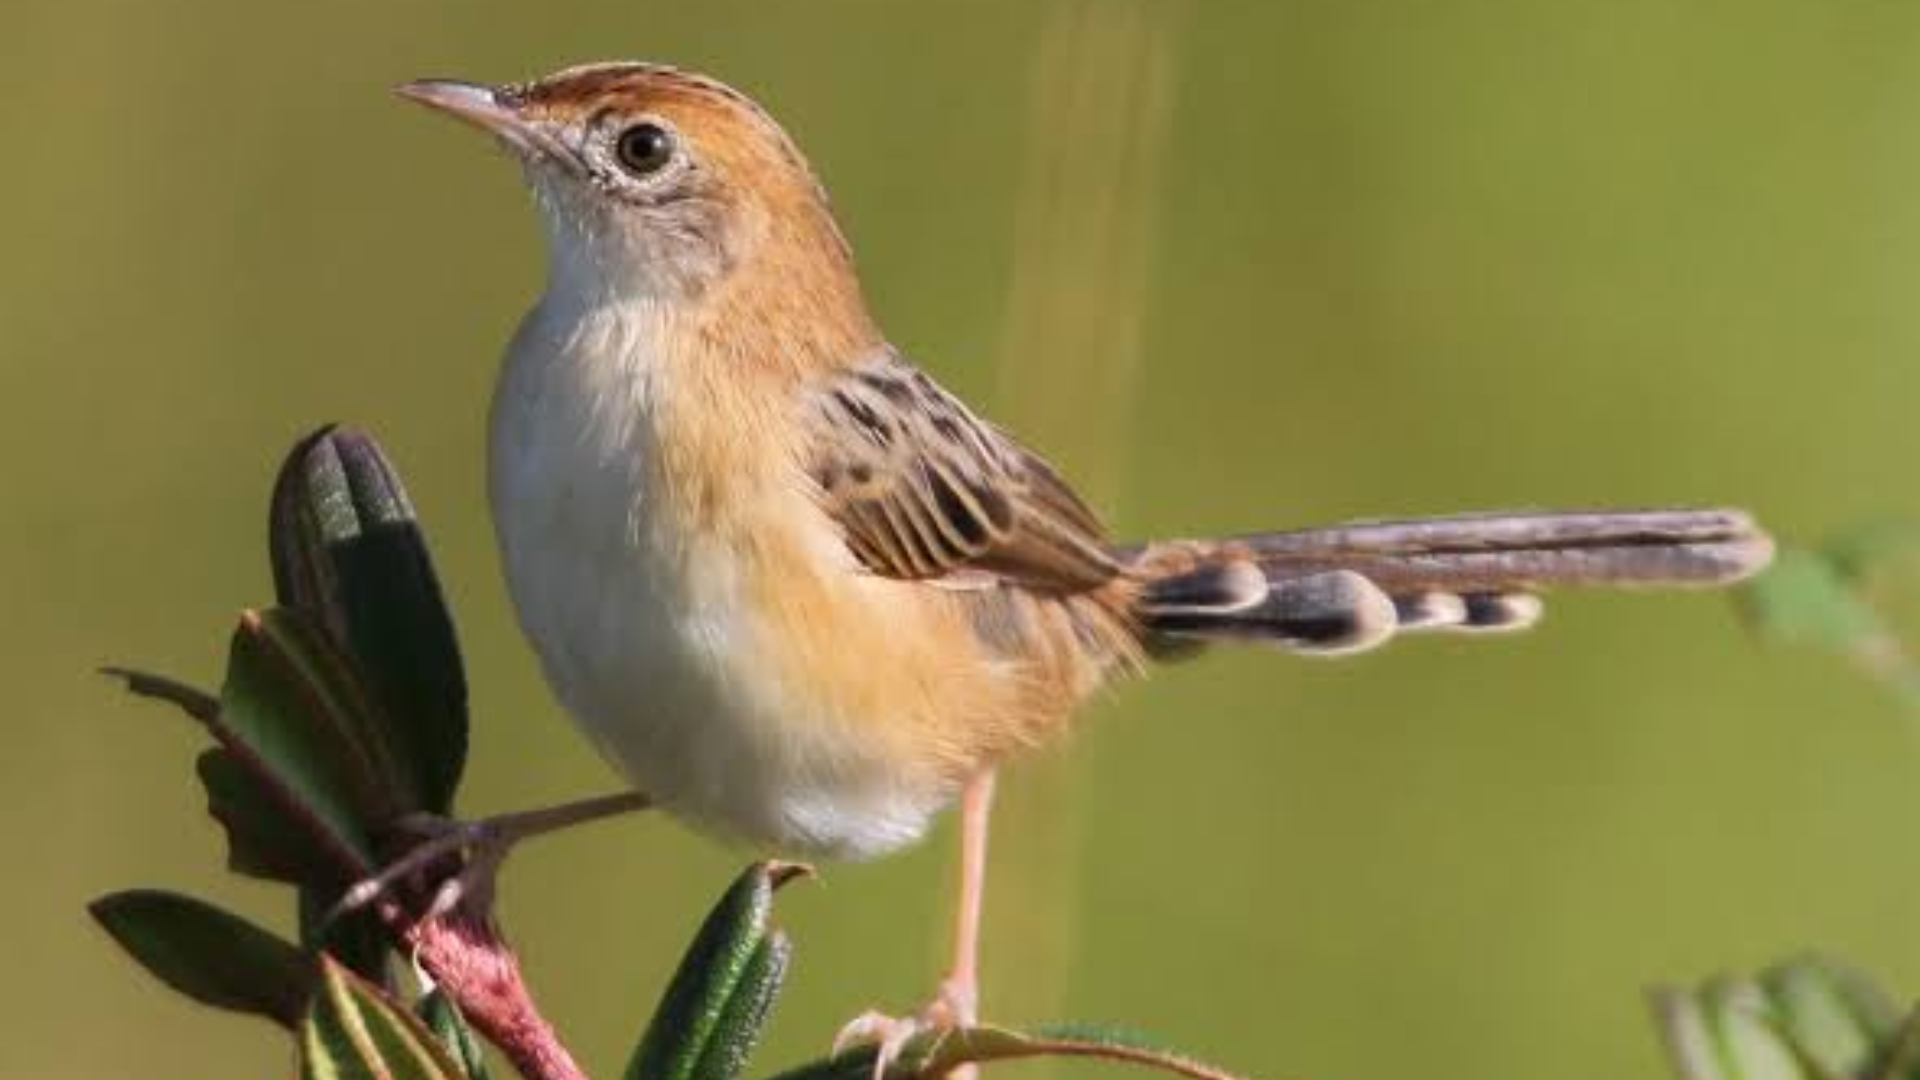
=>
[804,351,1120,592]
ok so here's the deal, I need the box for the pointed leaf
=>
[1820,521,1920,584]
[100,666,220,725]
[1739,550,1883,652]
[298,885,392,990]
[219,607,397,873]
[1648,962,1919,1080]
[420,988,493,1080]
[766,1023,1261,1080]
[1874,1006,1920,1080]
[197,748,318,881]
[102,667,347,884]
[301,955,469,1080]
[272,426,469,813]
[1021,1024,1262,1080]
[1653,987,1734,1080]
[90,890,312,1028]
[688,933,790,1080]
[107,614,391,883]
[1761,957,1891,1079]
[628,862,808,1080]
[1698,976,1806,1080]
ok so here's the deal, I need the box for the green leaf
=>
[218,607,397,874]
[1820,521,1920,584]
[420,989,493,1080]
[1761,956,1892,1079]
[103,667,335,883]
[1653,987,1735,1080]
[195,747,317,882]
[689,933,790,1080]
[1703,976,1806,1080]
[90,889,312,1029]
[765,1023,1261,1080]
[1739,549,1883,652]
[1650,960,1920,1080]
[271,426,469,814]
[200,748,393,991]
[301,955,470,1080]
[99,666,219,724]
[1873,1006,1920,1080]
[628,862,808,1080]
[103,657,376,891]
[298,884,392,990]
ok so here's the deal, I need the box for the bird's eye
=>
[615,123,676,176]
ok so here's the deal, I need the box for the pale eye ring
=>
[614,122,676,176]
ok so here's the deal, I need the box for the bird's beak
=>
[396,78,578,168]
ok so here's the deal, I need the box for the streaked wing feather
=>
[806,352,1120,592]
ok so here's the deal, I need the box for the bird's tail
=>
[1123,508,1772,656]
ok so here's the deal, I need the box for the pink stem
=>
[406,911,589,1080]
[363,792,650,1079]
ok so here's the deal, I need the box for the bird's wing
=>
[801,351,1121,592]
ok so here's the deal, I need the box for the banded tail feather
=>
[1126,508,1772,656]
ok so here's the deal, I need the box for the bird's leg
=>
[835,770,996,1080]
[333,790,653,925]
[944,768,994,1028]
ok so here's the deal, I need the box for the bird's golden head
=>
[401,62,854,301]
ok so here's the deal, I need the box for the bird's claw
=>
[328,813,503,928]
[831,1009,947,1080]
[832,979,974,1080]
[325,791,655,930]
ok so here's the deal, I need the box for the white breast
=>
[487,297,950,859]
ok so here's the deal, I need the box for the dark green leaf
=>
[105,645,379,887]
[195,747,317,882]
[90,889,312,1029]
[689,933,790,1080]
[628,862,808,1080]
[298,885,392,990]
[765,1023,1261,1080]
[420,989,493,1080]
[301,955,469,1080]
[103,667,325,882]
[109,666,316,882]
[1874,1007,1920,1080]
[99,666,220,724]
[272,426,469,814]
[219,607,396,873]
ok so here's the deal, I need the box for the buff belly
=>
[488,316,955,860]
[496,515,954,859]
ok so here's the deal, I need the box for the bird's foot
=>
[329,790,653,927]
[333,812,508,926]
[832,975,978,1080]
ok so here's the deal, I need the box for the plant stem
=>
[354,791,653,1080]
[406,910,589,1080]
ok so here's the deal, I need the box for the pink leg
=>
[834,769,998,1079]
[941,770,996,1080]
[942,769,996,1025]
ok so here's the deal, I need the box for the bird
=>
[393,61,1773,1070]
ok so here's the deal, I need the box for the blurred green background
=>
[6,1,1919,1078]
